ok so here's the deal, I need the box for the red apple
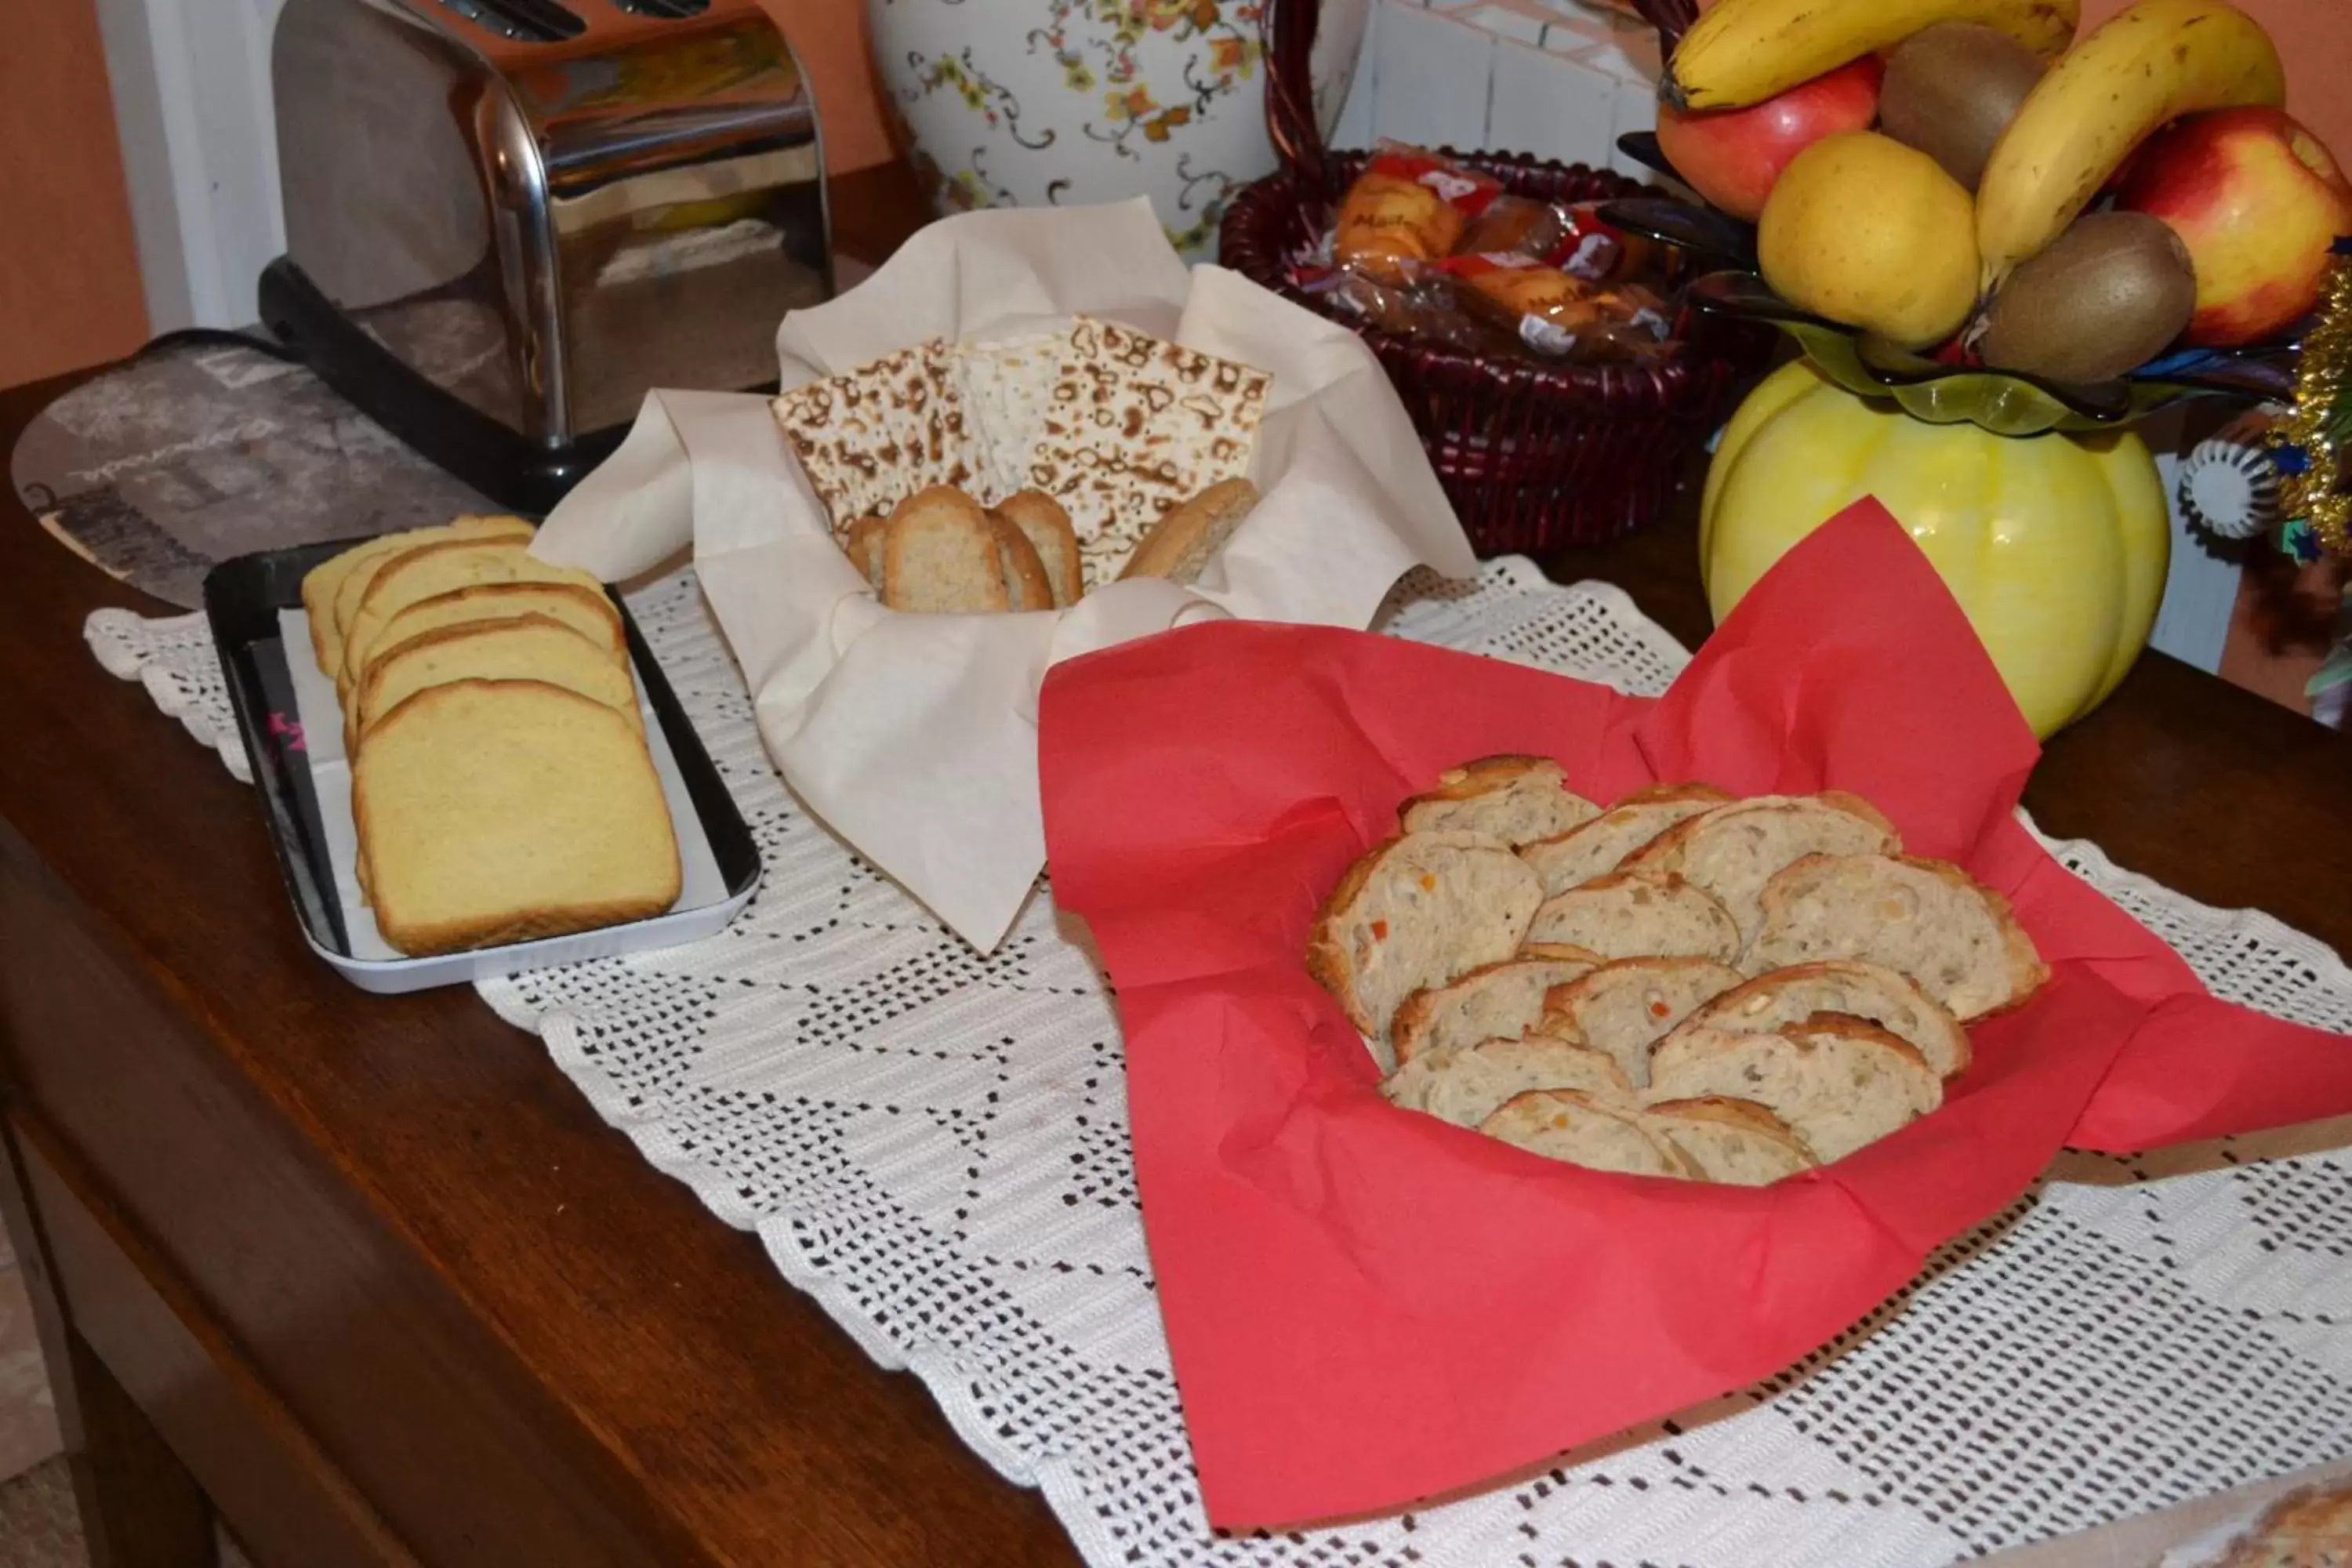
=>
[1653,57,1884,223]
[2118,107,2352,347]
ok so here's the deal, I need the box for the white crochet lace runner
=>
[86,560,2352,1568]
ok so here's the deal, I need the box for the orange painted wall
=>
[0,0,149,385]
[764,0,895,172]
[2082,0,2352,157]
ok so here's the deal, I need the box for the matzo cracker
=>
[774,340,984,535]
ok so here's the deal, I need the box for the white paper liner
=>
[531,198,1476,952]
[276,607,728,961]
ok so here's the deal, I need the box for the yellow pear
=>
[1758,131,1982,349]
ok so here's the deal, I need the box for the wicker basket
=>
[1219,0,1771,556]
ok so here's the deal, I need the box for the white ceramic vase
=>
[868,0,1370,260]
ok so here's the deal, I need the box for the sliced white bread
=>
[1523,873,1741,964]
[843,515,888,587]
[1306,831,1544,1044]
[353,680,681,956]
[1399,756,1600,847]
[1117,477,1259,586]
[1535,956,1744,1088]
[1386,1033,1632,1127]
[361,582,625,684]
[1685,960,1970,1079]
[342,539,605,698]
[354,615,639,743]
[1387,944,1605,1070]
[880,485,1011,613]
[994,491,1082,608]
[1618,792,1900,946]
[1646,1016,1940,1163]
[987,512,1056,612]
[1478,1089,1690,1178]
[1518,782,1735,897]
[1639,1097,1817,1185]
[1749,853,2048,1021]
[307,515,535,678]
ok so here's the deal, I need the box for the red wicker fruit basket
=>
[1220,0,1772,556]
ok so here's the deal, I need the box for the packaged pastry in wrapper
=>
[1442,253,1672,361]
[1334,145,1504,278]
[525,198,1475,953]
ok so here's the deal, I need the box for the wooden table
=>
[2,162,2347,1568]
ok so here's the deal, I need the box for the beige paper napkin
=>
[532,198,1475,951]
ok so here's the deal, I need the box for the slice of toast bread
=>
[1748,854,2048,1021]
[1388,946,1605,1069]
[1639,1097,1817,1185]
[1619,793,1900,946]
[1524,873,1741,963]
[1646,1015,1940,1163]
[1479,1089,1690,1177]
[1117,477,1259,586]
[994,491,1083,607]
[342,539,604,695]
[880,486,1011,613]
[1386,1034,1632,1128]
[307,515,535,678]
[1399,756,1600,847]
[355,615,639,743]
[359,582,624,686]
[1535,956,1744,1088]
[1518,782,1735,897]
[1306,831,1544,1043]
[354,680,681,956]
[1683,960,1970,1079]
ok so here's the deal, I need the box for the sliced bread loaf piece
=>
[1639,1098,1817,1185]
[1749,854,2048,1021]
[1518,782,1735,896]
[1524,873,1740,964]
[361,582,625,683]
[987,512,1056,612]
[1646,1017,1940,1163]
[880,486,1011,613]
[1306,831,1544,1044]
[343,539,605,695]
[1386,945,1602,1070]
[843,515,888,587]
[1385,1035,1632,1127]
[995,491,1082,607]
[1619,793,1900,946]
[1535,956,1744,1088]
[1118,477,1259,586]
[307,515,535,678]
[355,615,639,742]
[1399,756,1600,846]
[1479,1090,1690,1178]
[1685,960,1970,1079]
[354,680,681,956]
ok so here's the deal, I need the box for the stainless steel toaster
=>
[262,0,833,512]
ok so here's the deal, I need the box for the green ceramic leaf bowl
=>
[1594,180,2299,437]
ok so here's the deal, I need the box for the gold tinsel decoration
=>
[2270,252,2352,558]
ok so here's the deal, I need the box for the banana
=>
[1664,0,2079,111]
[1976,0,2285,287]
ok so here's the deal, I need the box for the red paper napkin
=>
[1037,501,2352,1529]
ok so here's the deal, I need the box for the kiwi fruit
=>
[1881,24,2049,191]
[1977,212,2197,385]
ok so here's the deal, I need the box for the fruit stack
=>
[1653,0,2352,383]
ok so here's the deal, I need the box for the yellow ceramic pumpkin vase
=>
[1700,360,2172,739]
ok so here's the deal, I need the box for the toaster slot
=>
[426,0,585,42]
[610,0,710,14]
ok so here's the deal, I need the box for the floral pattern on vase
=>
[870,0,1368,260]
